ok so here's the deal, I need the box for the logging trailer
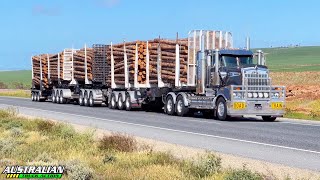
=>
[30,30,285,121]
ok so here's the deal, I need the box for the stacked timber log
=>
[32,54,50,88]
[92,45,111,85]
[49,53,63,81]
[148,38,188,85]
[109,41,138,85]
[109,38,188,86]
[72,48,94,81]
[137,42,148,84]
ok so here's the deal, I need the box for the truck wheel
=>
[31,92,35,101]
[89,92,94,107]
[109,94,117,109]
[165,95,175,115]
[118,94,124,110]
[36,92,40,102]
[125,94,132,111]
[216,97,227,121]
[79,92,84,106]
[55,91,59,103]
[84,91,89,106]
[176,96,189,116]
[60,90,66,104]
[262,116,277,122]
[52,91,56,103]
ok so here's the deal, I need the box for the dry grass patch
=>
[0,89,30,98]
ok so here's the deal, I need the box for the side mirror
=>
[220,71,227,79]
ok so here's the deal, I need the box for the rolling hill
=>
[255,46,320,72]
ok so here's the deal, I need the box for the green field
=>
[0,70,31,89]
[254,46,320,72]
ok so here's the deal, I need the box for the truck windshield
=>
[221,55,253,67]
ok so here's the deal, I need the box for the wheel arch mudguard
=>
[176,92,189,106]
[87,89,102,100]
[59,89,72,98]
[126,91,136,103]
[165,92,177,105]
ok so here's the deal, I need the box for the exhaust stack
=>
[246,37,250,50]
[196,34,206,94]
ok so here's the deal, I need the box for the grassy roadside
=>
[284,99,320,121]
[0,90,30,98]
[0,108,278,180]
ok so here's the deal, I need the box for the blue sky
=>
[0,0,319,70]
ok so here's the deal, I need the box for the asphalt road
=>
[0,96,319,171]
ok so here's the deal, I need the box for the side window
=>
[211,55,216,66]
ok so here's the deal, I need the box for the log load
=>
[72,48,94,81]
[32,54,51,88]
[49,53,63,81]
[109,38,189,86]
[148,38,188,85]
[108,42,138,85]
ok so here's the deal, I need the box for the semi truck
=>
[31,30,285,121]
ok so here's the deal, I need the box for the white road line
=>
[1,104,320,155]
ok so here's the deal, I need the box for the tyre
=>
[79,91,84,106]
[60,90,66,104]
[84,91,89,106]
[55,91,59,104]
[109,93,117,109]
[176,96,189,116]
[125,94,132,111]
[89,92,94,107]
[216,97,227,121]
[118,94,124,110]
[36,92,40,102]
[31,92,35,101]
[52,91,56,103]
[165,95,175,115]
[262,116,277,122]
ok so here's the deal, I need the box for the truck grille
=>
[244,72,271,91]
[242,70,271,99]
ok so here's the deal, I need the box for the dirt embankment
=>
[270,72,320,101]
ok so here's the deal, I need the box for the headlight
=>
[248,92,253,98]
[258,93,263,98]
[272,92,279,99]
[264,92,269,98]
[233,92,242,99]
[253,92,258,98]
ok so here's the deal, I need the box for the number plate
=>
[271,102,283,109]
[233,102,246,109]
